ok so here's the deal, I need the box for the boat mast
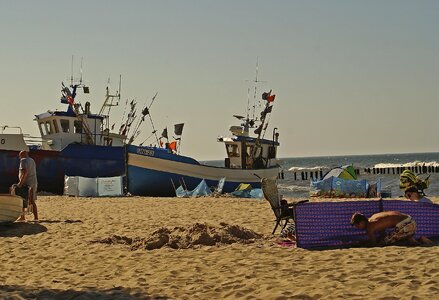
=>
[99,75,122,130]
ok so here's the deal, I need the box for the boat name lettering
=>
[137,148,154,156]
[0,139,4,145]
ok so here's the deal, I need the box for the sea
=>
[207,152,439,199]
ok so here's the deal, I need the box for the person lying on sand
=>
[350,211,433,246]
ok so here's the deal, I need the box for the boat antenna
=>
[252,58,259,120]
[118,74,122,101]
[70,55,74,87]
[80,57,83,85]
[247,57,266,122]
[246,86,251,120]
[99,75,122,116]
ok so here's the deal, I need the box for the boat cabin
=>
[218,127,279,169]
[35,108,126,151]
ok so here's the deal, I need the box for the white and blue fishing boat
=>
[126,89,281,196]
[0,68,127,194]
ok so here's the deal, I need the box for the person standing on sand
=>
[350,211,432,246]
[16,150,38,221]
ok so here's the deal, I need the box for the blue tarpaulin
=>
[175,179,212,197]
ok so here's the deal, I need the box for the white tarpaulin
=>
[64,176,123,197]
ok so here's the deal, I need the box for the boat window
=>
[268,146,277,159]
[60,119,70,133]
[246,145,254,156]
[52,120,59,133]
[74,120,83,134]
[226,144,240,157]
[38,122,46,136]
[45,121,52,134]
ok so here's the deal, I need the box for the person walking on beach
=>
[350,211,428,246]
[16,150,38,221]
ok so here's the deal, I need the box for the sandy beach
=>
[1,195,438,299]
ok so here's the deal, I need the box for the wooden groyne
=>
[287,166,437,181]
[363,165,439,175]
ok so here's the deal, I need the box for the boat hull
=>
[0,144,126,194]
[0,194,23,223]
[127,145,279,196]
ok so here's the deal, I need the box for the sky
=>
[1,0,439,160]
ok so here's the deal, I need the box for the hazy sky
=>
[1,1,438,160]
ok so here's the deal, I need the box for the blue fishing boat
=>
[0,72,126,194]
[126,89,281,196]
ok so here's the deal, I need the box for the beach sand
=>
[1,195,438,299]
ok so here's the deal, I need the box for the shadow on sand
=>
[300,238,439,251]
[0,222,47,237]
[0,285,167,300]
[37,219,83,224]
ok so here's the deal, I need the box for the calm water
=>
[206,152,439,198]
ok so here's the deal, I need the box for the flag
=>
[142,107,149,116]
[169,141,177,151]
[161,127,168,139]
[262,89,272,100]
[67,96,74,105]
[262,90,275,102]
[174,123,184,136]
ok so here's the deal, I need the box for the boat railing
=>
[1,126,23,134]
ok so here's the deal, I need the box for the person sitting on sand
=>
[404,186,433,203]
[350,211,432,246]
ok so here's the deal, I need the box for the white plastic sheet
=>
[64,176,123,197]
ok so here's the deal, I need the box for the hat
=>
[404,186,419,194]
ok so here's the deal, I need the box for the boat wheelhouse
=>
[219,129,279,170]
[35,107,126,151]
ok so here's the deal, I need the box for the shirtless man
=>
[350,211,419,246]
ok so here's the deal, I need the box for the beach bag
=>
[11,184,29,208]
